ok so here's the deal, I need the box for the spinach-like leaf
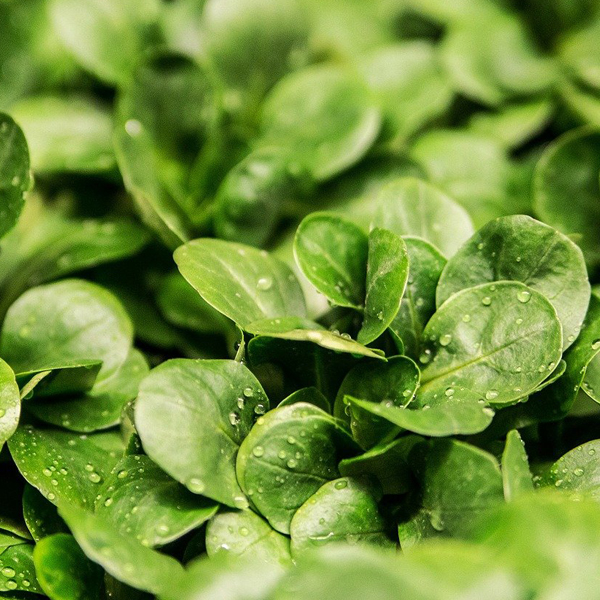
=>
[236,403,358,534]
[34,533,104,600]
[420,282,563,406]
[437,215,590,350]
[0,359,20,452]
[0,543,41,594]
[501,430,533,501]
[372,178,474,258]
[135,359,268,508]
[95,455,218,548]
[175,239,306,329]
[290,477,393,556]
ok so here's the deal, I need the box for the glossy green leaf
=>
[294,213,367,309]
[49,0,161,86]
[34,533,104,600]
[259,65,381,181]
[534,127,600,266]
[135,359,268,507]
[339,435,422,495]
[420,282,563,406]
[175,239,306,329]
[22,485,67,543]
[236,403,358,533]
[357,228,408,345]
[360,41,453,144]
[1,279,133,382]
[583,352,600,402]
[0,359,20,451]
[95,455,218,547]
[437,215,590,350]
[59,504,185,596]
[0,543,41,594]
[278,387,330,412]
[372,178,474,258]
[290,477,393,556]
[206,509,292,568]
[390,237,446,359]
[8,423,120,509]
[0,113,29,240]
[501,430,533,501]
[10,96,114,173]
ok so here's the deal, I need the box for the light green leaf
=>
[372,178,474,258]
[135,359,268,508]
[0,359,19,451]
[501,430,533,501]
[437,215,590,350]
[175,239,306,329]
[420,282,563,406]
[0,543,41,594]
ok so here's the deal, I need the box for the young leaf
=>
[0,113,30,239]
[501,430,533,501]
[294,213,368,309]
[290,477,394,557]
[135,359,269,508]
[34,533,105,600]
[437,214,590,350]
[0,359,20,452]
[236,403,358,534]
[0,543,41,594]
[175,239,306,329]
[420,282,563,406]
[357,228,408,345]
[372,178,474,258]
[59,504,185,596]
[206,510,292,568]
[95,455,218,548]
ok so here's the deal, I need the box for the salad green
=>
[2,0,600,598]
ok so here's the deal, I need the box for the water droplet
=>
[287,458,297,468]
[477,243,484,250]
[554,479,563,487]
[574,467,584,476]
[287,436,296,445]
[485,390,499,401]
[125,119,142,136]
[462,314,471,322]
[156,524,170,535]
[117,470,128,479]
[256,277,273,291]
[481,296,492,306]
[445,387,454,397]
[233,496,248,509]
[104,498,113,507]
[228,412,240,426]
[85,463,94,472]
[254,404,266,415]
[88,472,101,483]
[419,349,432,364]
[402,389,413,398]
[2,567,16,578]
[239,527,249,536]
[5,580,17,590]
[278,450,287,459]
[188,478,205,494]
[439,334,452,347]
[252,446,265,457]
[334,480,348,490]
[376,311,384,321]
[517,290,531,304]
[592,339,600,350]
[42,468,52,477]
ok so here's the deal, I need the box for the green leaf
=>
[541,440,600,499]
[334,356,420,447]
[290,477,393,556]
[0,359,19,452]
[339,435,422,495]
[49,0,161,86]
[201,0,309,108]
[95,455,218,547]
[236,402,358,533]
[10,96,114,173]
[278,387,331,412]
[206,509,292,568]
[410,130,511,227]
[534,127,600,267]
[559,18,600,90]
[437,215,590,350]
[411,439,504,537]
[0,543,41,594]
[294,213,368,309]
[1,279,133,382]
[58,503,185,596]
[214,148,299,248]
[259,65,381,181]
[420,282,563,406]
[389,237,446,360]
[175,239,306,329]
[8,423,121,509]
[360,41,453,145]
[357,228,408,345]
[22,485,68,543]
[583,352,600,402]
[0,113,29,240]
[135,359,268,508]
[372,178,474,258]
[34,533,104,600]
[501,430,533,501]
